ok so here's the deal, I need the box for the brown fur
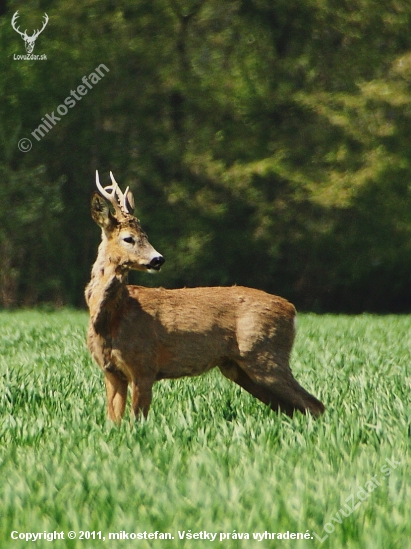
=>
[86,188,325,422]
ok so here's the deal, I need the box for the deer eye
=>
[123,236,135,244]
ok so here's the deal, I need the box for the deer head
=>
[91,171,164,273]
[11,11,49,54]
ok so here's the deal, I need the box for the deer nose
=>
[149,255,165,270]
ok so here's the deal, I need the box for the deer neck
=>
[85,239,128,336]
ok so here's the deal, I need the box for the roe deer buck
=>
[85,172,325,422]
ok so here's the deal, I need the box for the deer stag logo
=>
[11,11,49,54]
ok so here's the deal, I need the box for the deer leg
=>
[131,378,153,419]
[104,371,128,423]
[252,363,325,417]
[219,360,296,416]
[219,359,324,417]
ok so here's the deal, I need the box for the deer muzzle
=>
[145,255,165,271]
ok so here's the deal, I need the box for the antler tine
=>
[121,185,131,213]
[109,171,119,187]
[110,171,132,214]
[33,13,49,38]
[11,11,26,37]
[95,170,123,216]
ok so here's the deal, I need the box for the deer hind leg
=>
[248,355,325,417]
[219,359,297,416]
[265,374,325,418]
[104,371,128,423]
[131,377,154,420]
[219,358,324,418]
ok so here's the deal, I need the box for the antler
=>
[32,13,49,40]
[11,11,27,38]
[95,171,135,218]
[109,172,135,214]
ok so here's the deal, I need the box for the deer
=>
[11,11,49,54]
[85,171,325,423]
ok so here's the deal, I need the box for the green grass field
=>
[0,310,410,548]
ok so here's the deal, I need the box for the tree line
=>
[1,0,411,312]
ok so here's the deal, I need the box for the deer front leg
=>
[104,371,128,423]
[131,377,153,419]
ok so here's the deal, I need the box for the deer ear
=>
[91,192,116,230]
[125,189,135,214]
